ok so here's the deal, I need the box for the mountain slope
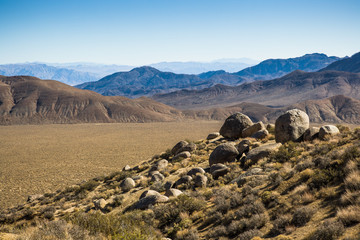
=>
[76,66,215,98]
[0,75,184,124]
[0,63,99,85]
[234,53,340,81]
[153,70,360,109]
[320,52,360,73]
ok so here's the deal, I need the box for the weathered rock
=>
[251,129,269,139]
[173,151,191,161]
[246,143,282,163]
[150,159,168,171]
[139,190,161,199]
[231,167,264,184]
[174,175,193,187]
[220,112,253,139]
[120,178,136,192]
[194,174,208,187]
[210,163,230,179]
[237,139,251,155]
[164,181,174,190]
[132,175,144,181]
[123,165,131,171]
[319,125,340,140]
[242,122,265,138]
[94,198,107,209]
[171,141,188,155]
[187,167,205,177]
[176,143,197,155]
[207,132,220,140]
[134,194,169,210]
[148,170,160,177]
[165,188,183,197]
[27,194,43,203]
[303,127,320,141]
[151,172,165,182]
[275,109,309,143]
[209,143,239,166]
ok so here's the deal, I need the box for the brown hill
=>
[0,75,183,124]
[152,70,360,109]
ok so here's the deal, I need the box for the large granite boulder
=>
[220,113,253,139]
[319,125,340,140]
[275,109,309,143]
[209,143,239,166]
[165,188,183,197]
[210,163,230,179]
[303,127,320,141]
[187,167,205,177]
[134,194,168,210]
[246,143,282,163]
[242,122,265,138]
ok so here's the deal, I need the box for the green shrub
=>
[270,142,301,163]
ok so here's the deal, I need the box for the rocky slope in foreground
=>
[1,111,359,239]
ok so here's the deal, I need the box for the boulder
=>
[207,132,220,140]
[267,123,275,130]
[148,170,160,177]
[246,143,282,163]
[220,113,253,139]
[242,122,265,138]
[194,174,208,187]
[237,139,251,155]
[251,129,269,139]
[174,175,193,187]
[176,143,197,155]
[151,172,165,182]
[275,109,309,143]
[319,125,340,140]
[303,127,320,141]
[171,141,188,155]
[27,194,43,203]
[150,159,168,171]
[173,151,191,161]
[120,178,136,192]
[123,165,131,171]
[165,188,183,197]
[187,167,205,177]
[94,198,107,210]
[231,167,264,184]
[209,143,239,166]
[140,190,161,199]
[134,194,169,210]
[210,163,229,179]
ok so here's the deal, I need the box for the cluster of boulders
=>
[115,109,340,210]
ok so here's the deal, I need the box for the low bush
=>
[291,206,315,227]
[337,205,360,225]
[307,220,344,240]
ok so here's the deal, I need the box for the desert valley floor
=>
[0,121,222,209]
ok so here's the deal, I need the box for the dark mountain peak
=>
[130,66,161,74]
[198,70,227,79]
[320,51,360,73]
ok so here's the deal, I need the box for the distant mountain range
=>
[2,75,360,125]
[0,63,99,86]
[320,52,360,73]
[76,53,340,98]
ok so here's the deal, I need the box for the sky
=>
[0,0,359,65]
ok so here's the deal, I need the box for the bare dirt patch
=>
[0,121,221,209]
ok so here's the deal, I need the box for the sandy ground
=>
[0,121,222,209]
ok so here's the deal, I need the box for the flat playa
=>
[0,121,222,209]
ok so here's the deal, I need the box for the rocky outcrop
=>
[220,113,253,139]
[275,109,309,143]
[319,125,340,140]
[209,143,239,166]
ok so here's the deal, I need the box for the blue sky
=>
[0,0,359,65]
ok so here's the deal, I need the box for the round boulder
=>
[319,125,340,140]
[174,175,193,187]
[165,188,183,197]
[207,132,220,140]
[251,129,269,139]
[194,174,208,188]
[140,190,161,199]
[210,163,229,179]
[209,143,239,166]
[120,178,136,192]
[151,172,165,182]
[187,167,205,177]
[220,113,253,139]
[171,141,188,155]
[275,109,309,143]
[134,194,169,210]
[173,151,191,161]
[176,143,197,155]
[150,159,168,171]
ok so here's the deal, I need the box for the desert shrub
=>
[269,172,283,187]
[311,143,337,157]
[270,142,301,163]
[340,190,360,206]
[206,225,227,238]
[309,168,341,189]
[175,227,199,240]
[291,206,315,227]
[41,206,55,220]
[269,214,293,236]
[21,208,35,220]
[236,229,262,240]
[308,220,344,240]
[261,191,279,208]
[78,180,99,192]
[344,171,360,191]
[227,213,267,237]
[337,205,360,225]
[342,145,360,162]
[295,158,314,172]
[66,210,157,238]
[154,194,206,231]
